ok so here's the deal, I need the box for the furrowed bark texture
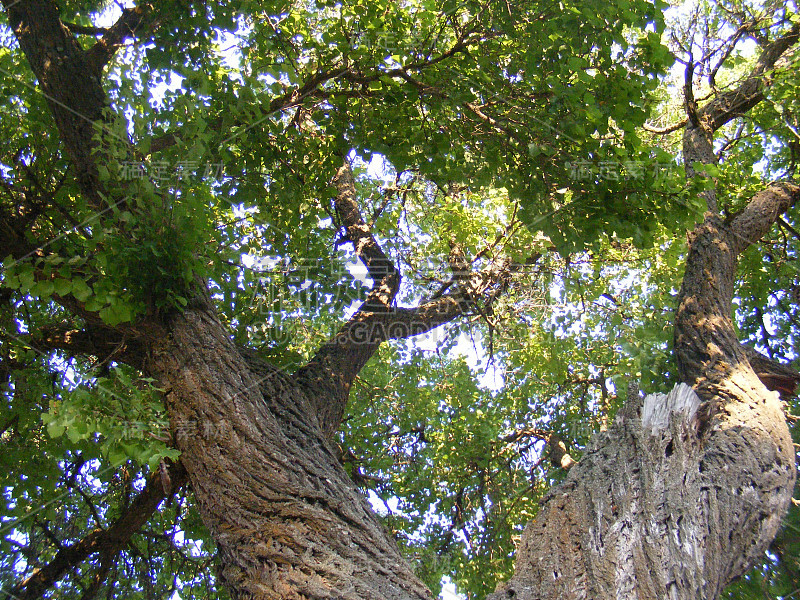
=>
[488,187,798,600]
[146,295,433,600]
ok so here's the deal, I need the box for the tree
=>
[0,0,798,599]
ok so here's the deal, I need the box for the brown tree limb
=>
[6,461,187,600]
[293,159,401,437]
[743,345,800,399]
[728,182,800,254]
[682,22,800,213]
[294,253,515,439]
[334,294,466,347]
[29,323,146,369]
[294,159,518,436]
[294,157,519,437]
[86,4,157,75]
[701,22,799,132]
[642,117,689,134]
[332,161,399,300]
[2,0,111,205]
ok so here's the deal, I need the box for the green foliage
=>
[40,367,179,469]
[339,231,685,598]
[1,0,799,598]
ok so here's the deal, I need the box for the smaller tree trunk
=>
[488,378,793,600]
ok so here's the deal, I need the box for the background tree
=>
[0,0,798,599]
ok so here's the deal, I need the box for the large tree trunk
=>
[487,377,792,600]
[144,294,433,599]
[487,190,799,600]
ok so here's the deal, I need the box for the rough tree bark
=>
[487,185,799,600]
[3,2,798,599]
[485,22,800,600]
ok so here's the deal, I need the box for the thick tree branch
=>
[86,4,157,75]
[728,182,800,254]
[675,182,800,396]
[743,345,800,399]
[332,161,399,301]
[293,159,402,437]
[294,253,514,438]
[293,157,521,437]
[29,323,146,369]
[329,294,467,349]
[2,0,110,205]
[682,22,800,213]
[6,461,187,600]
[701,22,800,132]
[643,117,689,134]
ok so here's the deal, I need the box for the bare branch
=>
[643,118,689,134]
[708,21,757,90]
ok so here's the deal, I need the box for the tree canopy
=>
[0,0,799,599]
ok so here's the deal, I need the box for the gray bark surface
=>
[488,186,799,600]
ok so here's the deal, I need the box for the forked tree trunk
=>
[141,197,797,600]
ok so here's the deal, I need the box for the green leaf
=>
[46,421,65,439]
[71,278,93,302]
[53,278,72,297]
